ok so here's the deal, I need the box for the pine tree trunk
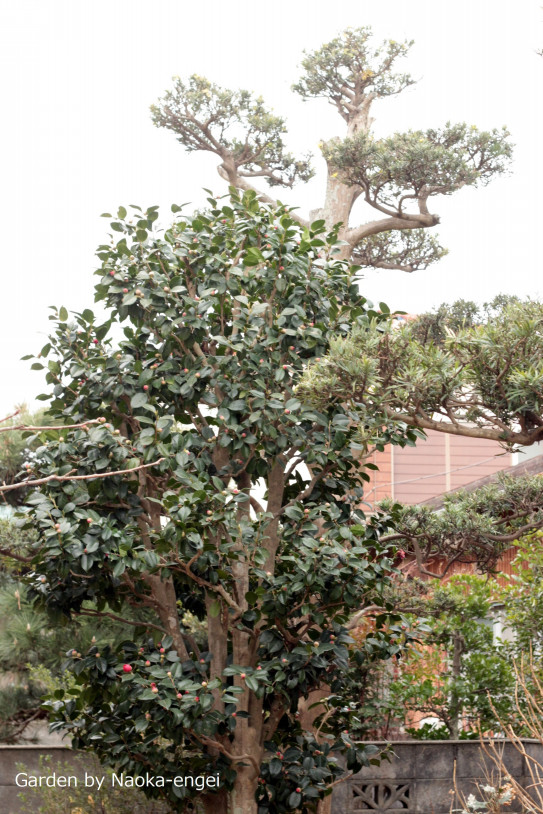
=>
[311,171,359,258]
[311,107,373,255]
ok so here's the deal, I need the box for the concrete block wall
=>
[0,746,74,814]
[331,740,542,814]
[0,741,540,814]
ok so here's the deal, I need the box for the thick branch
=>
[0,547,34,563]
[275,464,333,519]
[382,405,537,446]
[345,212,438,248]
[217,166,308,227]
[176,558,242,614]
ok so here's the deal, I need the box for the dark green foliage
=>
[14,192,418,810]
[0,520,146,743]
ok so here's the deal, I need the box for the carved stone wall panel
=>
[351,780,412,811]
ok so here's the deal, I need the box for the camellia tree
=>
[16,192,421,814]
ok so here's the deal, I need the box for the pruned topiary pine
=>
[151,27,511,269]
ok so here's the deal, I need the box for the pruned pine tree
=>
[297,298,543,449]
[151,27,511,268]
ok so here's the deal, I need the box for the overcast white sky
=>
[1,0,542,416]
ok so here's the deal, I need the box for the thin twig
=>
[0,410,21,425]
[0,458,165,493]
[75,609,167,635]
[0,419,101,435]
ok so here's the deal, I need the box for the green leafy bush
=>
[17,754,173,813]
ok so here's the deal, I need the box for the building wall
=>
[364,430,514,508]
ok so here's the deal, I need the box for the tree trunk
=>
[310,107,372,252]
[228,765,258,814]
[311,168,359,258]
[317,794,333,814]
[206,593,227,712]
[298,687,329,730]
[202,787,229,814]
[449,630,465,739]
